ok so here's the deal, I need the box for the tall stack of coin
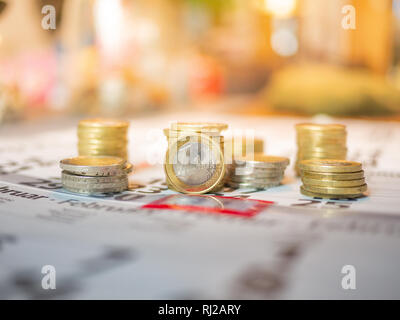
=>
[163,122,227,194]
[299,159,367,198]
[227,154,289,189]
[60,156,132,195]
[78,119,129,160]
[296,123,347,174]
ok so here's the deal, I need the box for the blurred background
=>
[1,0,400,123]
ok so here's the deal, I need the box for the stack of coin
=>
[299,159,367,199]
[296,123,347,174]
[60,156,132,195]
[227,154,289,189]
[78,119,129,160]
[163,122,227,194]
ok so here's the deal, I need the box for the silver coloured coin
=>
[171,141,217,186]
[62,171,128,184]
[227,181,281,189]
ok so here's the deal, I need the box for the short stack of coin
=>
[227,154,289,189]
[296,123,347,174]
[78,119,129,160]
[60,156,132,195]
[299,159,367,198]
[163,122,227,194]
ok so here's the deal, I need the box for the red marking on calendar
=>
[142,194,273,218]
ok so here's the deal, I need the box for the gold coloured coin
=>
[60,156,126,176]
[302,184,367,195]
[297,132,346,138]
[78,149,127,159]
[301,170,364,181]
[296,123,346,132]
[62,156,124,167]
[297,141,346,148]
[165,128,224,138]
[297,153,347,159]
[300,186,363,199]
[78,138,127,145]
[302,177,365,187]
[298,146,347,152]
[78,118,129,128]
[170,122,228,133]
[78,145,127,152]
[77,132,127,140]
[299,159,362,173]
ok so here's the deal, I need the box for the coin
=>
[78,147,127,154]
[300,186,363,199]
[229,176,283,184]
[297,151,347,157]
[296,123,346,132]
[78,144,126,156]
[297,153,347,159]
[77,132,127,141]
[302,183,368,195]
[78,147,127,153]
[297,141,346,149]
[301,170,364,180]
[165,128,224,138]
[62,171,128,184]
[234,154,289,168]
[60,156,126,176]
[297,133,346,139]
[164,133,225,194]
[78,139,127,145]
[78,150,128,160]
[170,122,228,133]
[62,184,128,195]
[297,155,347,161]
[302,177,365,187]
[230,172,284,181]
[297,133,346,140]
[78,118,129,128]
[299,159,362,173]
[227,180,281,189]
[298,145,347,152]
[230,170,284,178]
[62,179,128,190]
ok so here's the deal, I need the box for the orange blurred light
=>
[262,0,297,18]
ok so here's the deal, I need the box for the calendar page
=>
[1,112,400,299]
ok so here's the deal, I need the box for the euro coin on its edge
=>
[164,132,226,194]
